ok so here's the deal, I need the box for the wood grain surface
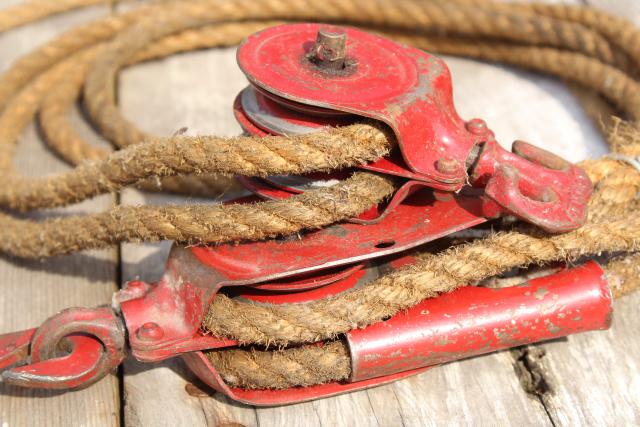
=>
[0,0,638,426]
[0,2,120,426]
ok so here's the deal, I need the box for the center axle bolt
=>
[309,28,347,70]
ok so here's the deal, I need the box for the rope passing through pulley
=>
[234,23,592,232]
[0,0,639,406]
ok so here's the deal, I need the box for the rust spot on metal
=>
[303,28,357,77]
[436,157,461,175]
[385,58,442,117]
[534,287,549,300]
[435,336,453,346]
[493,326,523,347]
[544,319,561,334]
[363,353,382,362]
[466,119,488,136]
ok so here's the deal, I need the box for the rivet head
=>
[436,157,460,174]
[466,118,488,135]
[125,280,146,293]
[136,322,164,341]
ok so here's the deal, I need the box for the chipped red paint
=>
[189,188,488,281]
[0,328,35,370]
[238,23,478,190]
[471,140,592,233]
[0,253,613,397]
[182,350,429,406]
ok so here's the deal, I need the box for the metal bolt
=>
[136,322,164,341]
[436,157,460,174]
[466,118,488,136]
[311,28,347,70]
[113,280,147,305]
[126,280,146,293]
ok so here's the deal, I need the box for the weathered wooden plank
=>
[515,1,640,424]
[528,295,640,425]
[118,47,260,427]
[0,2,119,426]
[391,352,548,427]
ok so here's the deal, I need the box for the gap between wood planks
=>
[512,346,558,427]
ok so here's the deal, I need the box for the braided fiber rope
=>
[0,0,109,33]
[2,0,640,389]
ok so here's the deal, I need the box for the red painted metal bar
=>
[347,261,611,382]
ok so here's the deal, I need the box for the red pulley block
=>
[235,23,592,232]
[0,23,602,405]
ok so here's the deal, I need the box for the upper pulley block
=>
[237,23,479,190]
[236,23,593,233]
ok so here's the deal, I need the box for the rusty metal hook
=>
[0,307,126,389]
[470,139,592,233]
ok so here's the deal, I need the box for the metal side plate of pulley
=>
[237,23,480,190]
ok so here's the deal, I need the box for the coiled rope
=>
[2,0,640,389]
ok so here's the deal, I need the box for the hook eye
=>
[0,307,126,390]
[503,164,558,204]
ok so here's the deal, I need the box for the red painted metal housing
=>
[238,23,478,190]
[120,190,491,363]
